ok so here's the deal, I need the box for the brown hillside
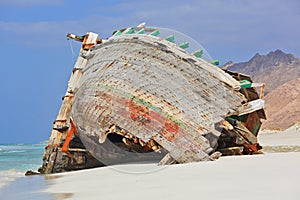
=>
[262,78,300,130]
[224,50,300,129]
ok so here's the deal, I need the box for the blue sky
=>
[0,0,299,144]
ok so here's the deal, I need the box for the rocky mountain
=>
[224,49,300,94]
[224,50,300,130]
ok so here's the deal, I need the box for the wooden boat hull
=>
[70,34,261,165]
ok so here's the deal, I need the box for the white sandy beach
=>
[43,153,300,200]
[41,125,300,200]
[258,124,300,146]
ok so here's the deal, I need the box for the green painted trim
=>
[113,31,122,36]
[252,121,261,136]
[193,50,204,58]
[179,42,189,49]
[165,35,175,42]
[125,27,135,34]
[98,84,188,130]
[137,29,145,34]
[150,30,160,36]
[240,80,252,89]
[211,60,219,66]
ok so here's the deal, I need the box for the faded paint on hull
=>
[71,34,247,165]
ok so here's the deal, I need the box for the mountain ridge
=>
[224,49,300,130]
[224,49,300,94]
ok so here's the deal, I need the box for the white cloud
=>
[1,0,299,61]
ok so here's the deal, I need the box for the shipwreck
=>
[39,23,266,174]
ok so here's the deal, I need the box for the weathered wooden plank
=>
[234,121,258,144]
[41,33,100,174]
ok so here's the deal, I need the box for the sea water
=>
[0,142,46,188]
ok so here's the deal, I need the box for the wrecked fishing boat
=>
[40,23,266,173]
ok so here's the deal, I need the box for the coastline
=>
[0,142,45,190]
[0,174,54,200]
[0,169,25,189]
[1,126,299,200]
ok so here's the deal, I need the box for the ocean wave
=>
[0,169,25,177]
[0,143,45,153]
[0,169,25,189]
[3,150,26,153]
[0,143,44,172]
[0,145,23,150]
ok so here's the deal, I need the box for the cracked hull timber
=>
[71,34,247,164]
[39,29,265,174]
